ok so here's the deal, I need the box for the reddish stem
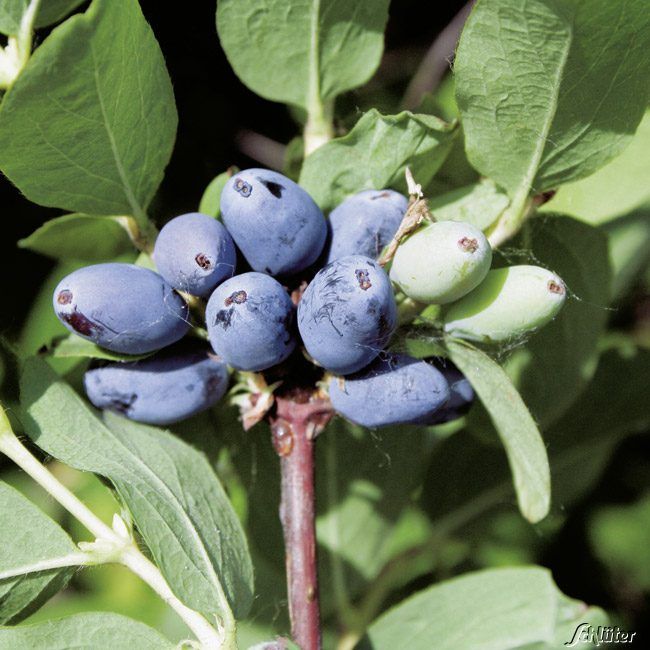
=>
[271,391,332,650]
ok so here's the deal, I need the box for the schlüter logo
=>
[564,623,636,646]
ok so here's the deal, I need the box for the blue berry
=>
[328,353,451,428]
[326,189,407,263]
[84,343,229,425]
[153,212,236,296]
[53,263,189,354]
[220,168,327,276]
[297,255,397,375]
[206,272,296,371]
[415,358,475,425]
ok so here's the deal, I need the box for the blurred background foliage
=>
[1,0,649,646]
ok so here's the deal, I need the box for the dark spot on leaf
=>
[548,279,565,295]
[225,290,247,306]
[458,237,479,253]
[259,179,284,198]
[57,289,73,305]
[61,309,99,337]
[355,268,372,290]
[195,253,213,270]
[234,178,252,197]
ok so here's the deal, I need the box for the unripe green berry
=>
[443,265,567,343]
[390,220,492,304]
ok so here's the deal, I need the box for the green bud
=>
[443,265,567,343]
[390,220,492,304]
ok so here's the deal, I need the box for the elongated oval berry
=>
[84,343,229,425]
[390,220,492,304]
[443,265,567,343]
[326,189,408,263]
[53,264,190,354]
[206,272,296,371]
[153,212,236,296]
[220,168,327,276]
[328,353,451,428]
[415,358,475,425]
[298,255,397,375]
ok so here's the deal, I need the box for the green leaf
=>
[360,567,606,650]
[0,0,177,225]
[455,0,650,204]
[603,209,650,300]
[445,339,550,523]
[20,358,254,620]
[300,109,457,210]
[198,169,236,219]
[502,216,611,427]
[18,214,134,261]
[428,179,509,231]
[49,333,153,362]
[590,493,650,592]
[216,0,389,109]
[542,109,650,225]
[316,421,433,614]
[0,612,175,649]
[421,345,650,535]
[0,0,85,35]
[0,481,78,624]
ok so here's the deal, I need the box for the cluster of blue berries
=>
[53,167,566,429]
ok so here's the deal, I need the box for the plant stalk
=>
[271,392,332,650]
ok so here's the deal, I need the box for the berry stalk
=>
[271,391,332,650]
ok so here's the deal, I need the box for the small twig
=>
[400,1,476,110]
[270,390,333,650]
[378,168,433,267]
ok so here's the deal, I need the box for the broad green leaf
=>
[445,339,550,523]
[0,612,174,649]
[300,109,457,210]
[0,0,85,35]
[217,0,389,109]
[603,209,650,300]
[360,567,607,650]
[542,109,650,225]
[49,333,153,362]
[455,0,650,204]
[0,481,78,624]
[502,216,610,427]
[0,0,177,224]
[590,493,650,592]
[198,169,236,219]
[18,214,134,261]
[316,421,433,612]
[20,358,254,620]
[428,179,509,231]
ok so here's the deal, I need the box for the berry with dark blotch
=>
[390,220,492,304]
[206,272,296,371]
[53,263,190,354]
[220,168,327,276]
[326,189,408,263]
[328,353,451,428]
[443,265,567,343]
[297,255,397,375]
[84,343,229,425]
[153,212,236,296]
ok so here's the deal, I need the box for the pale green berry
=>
[443,265,567,343]
[390,220,492,304]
